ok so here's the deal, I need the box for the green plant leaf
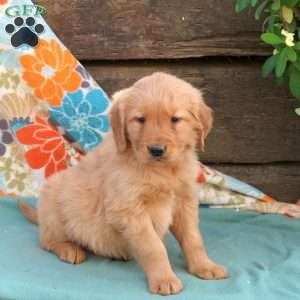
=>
[261,32,284,44]
[294,41,300,49]
[235,0,251,12]
[282,6,294,23]
[251,0,258,5]
[262,55,278,77]
[295,62,300,71]
[282,0,299,7]
[276,74,286,85]
[292,59,300,71]
[271,0,281,10]
[276,47,289,77]
[273,24,283,36]
[287,47,297,61]
[287,18,297,32]
[295,108,300,115]
[289,66,300,98]
[255,0,270,19]
[266,15,281,32]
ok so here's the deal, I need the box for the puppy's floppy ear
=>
[190,90,213,151]
[110,89,131,153]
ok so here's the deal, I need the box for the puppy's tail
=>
[19,202,38,225]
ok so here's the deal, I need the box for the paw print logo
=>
[5,17,44,48]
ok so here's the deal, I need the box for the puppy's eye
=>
[171,116,181,123]
[136,116,146,124]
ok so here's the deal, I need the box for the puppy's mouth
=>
[149,154,175,164]
[151,157,165,162]
[143,154,168,164]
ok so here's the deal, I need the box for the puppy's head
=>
[110,72,213,165]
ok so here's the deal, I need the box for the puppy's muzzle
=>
[147,144,166,158]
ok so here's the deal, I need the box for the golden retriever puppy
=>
[20,72,228,295]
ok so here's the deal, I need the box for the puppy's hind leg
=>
[41,239,87,265]
[38,203,86,264]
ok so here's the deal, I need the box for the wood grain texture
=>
[84,59,300,164]
[210,163,300,203]
[35,0,270,60]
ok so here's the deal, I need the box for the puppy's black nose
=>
[147,144,166,158]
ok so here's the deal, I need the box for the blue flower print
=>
[49,88,110,152]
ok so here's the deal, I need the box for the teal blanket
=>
[0,197,299,300]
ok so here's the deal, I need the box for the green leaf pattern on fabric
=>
[0,70,20,90]
[0,156,29,193]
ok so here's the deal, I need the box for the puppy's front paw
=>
[148,273,183,295]
[189,261,229,280]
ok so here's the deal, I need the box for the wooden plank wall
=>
[35,0,300,202]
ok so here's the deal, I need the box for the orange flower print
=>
[20,39,81,106]
[0,0,8,4]
[16,116,69,178]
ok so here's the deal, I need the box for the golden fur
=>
[21,72,228,295]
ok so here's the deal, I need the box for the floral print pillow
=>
[49,89,110,151]
[0,0,111,197]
